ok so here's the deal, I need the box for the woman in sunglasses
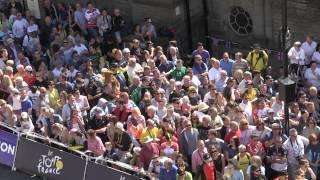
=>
[210,146,225,179]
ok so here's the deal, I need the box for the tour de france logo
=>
[37,150,64,175]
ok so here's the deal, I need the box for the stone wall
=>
[271,0,320,45]
[34,0,320,54]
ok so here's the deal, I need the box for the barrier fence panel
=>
[15,137,87,180]
[0,129,18,167]
[85,160,140,180]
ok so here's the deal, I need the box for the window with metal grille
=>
[229,6,253,35]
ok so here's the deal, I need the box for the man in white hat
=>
[23,65,36,86]
[139,136,159,170]
[288,41,305,74]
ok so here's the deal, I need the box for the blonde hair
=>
[250,155,262,166]
[234,69,243,78]
[132,107,142,117]
[239,119,249,130]
[52,123,64,133]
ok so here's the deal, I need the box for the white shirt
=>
[208,67,221,82]
[74,44,88,55]
[301,41,317,64]
[312,51,320,65]
[191,76,201,87]
[127,64,142,82]
[238,79,248,94]
[12,95,21,111]
[52,67,63,81]
[203,92,214,104]
[239,101,253,124]
[12,18,28,38]
[304,67,320,89]
[19,118,34,133]
[288,47,305,65]
[283,137,304,164]
[0,59,6,71]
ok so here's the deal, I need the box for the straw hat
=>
[197,102,209,112]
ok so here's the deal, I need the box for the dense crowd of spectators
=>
[0,0,320,180]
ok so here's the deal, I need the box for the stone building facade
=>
[26,0,320,53]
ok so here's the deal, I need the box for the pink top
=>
[87,136,106,156]
[191,148,208,173]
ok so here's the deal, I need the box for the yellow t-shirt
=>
[247,88,258,101]
[48,88,60,111]
[139,127,159,143]
[234,153,251,173]
[246,51,268,72]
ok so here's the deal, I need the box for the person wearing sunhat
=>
[197,102,209,112]
[246,43,268,74]
[139,136,160,170]
[195,102,209,118]
[22,65,36,86]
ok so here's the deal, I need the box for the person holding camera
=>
[283,128,304,180]
[246,44,268,74]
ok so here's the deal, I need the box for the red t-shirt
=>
[224,130,241,144]
[22,74,36,87]
[111,104,131,122]
[203,161,215,180]
[139,143,159,170]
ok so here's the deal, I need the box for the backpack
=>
[236,153,251,168]
[250,51,266,70]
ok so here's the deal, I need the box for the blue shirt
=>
[158,61,174,73]
[220,59,235,76]
[21,99,32,112]
[192,50,210,65]
[192,63,208,75]
[159,165,177,180]
[216,78,227,92]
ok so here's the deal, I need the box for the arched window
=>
[229,6,253,35]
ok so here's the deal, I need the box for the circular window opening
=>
[229,6,253,35]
